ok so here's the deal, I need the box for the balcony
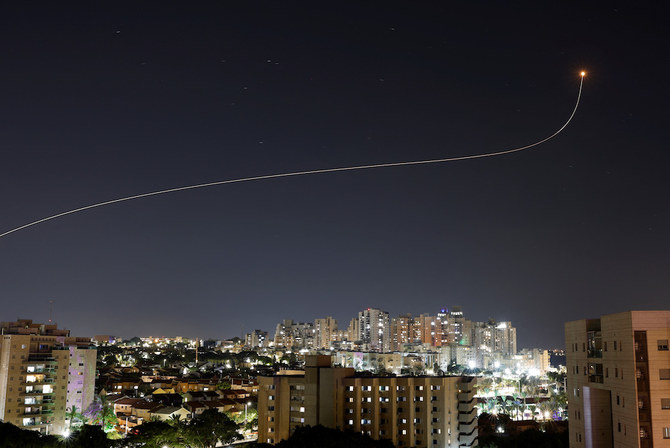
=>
[21,389,54,396]
[24,354,57,363]
[458,417,477,434]
[587,331,602,358]
[458,391,474,402]
[459,408,476,422]
[458,402,476,414]
[27,367,57,375]
[25,378,55,386]
[588,374,604,384]
[21,421,47,427]
[587,348,602,358]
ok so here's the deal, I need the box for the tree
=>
[0,421,60,448]
[125,420,183,448]
[83,395,117,433]
[66,424,113,448]
[66,405,86,431]
[183,409,240,448]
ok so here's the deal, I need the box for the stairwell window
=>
[659,340,669,351]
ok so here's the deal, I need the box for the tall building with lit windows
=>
[413,314,443,347]
[258,355,477,447]
[314,317,338,350]
[0,319,96,435]
[358,308,390,352]
[391,314,413,351]
[566,311,670,448]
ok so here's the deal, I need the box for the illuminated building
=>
[566,311,670,447]
[358,308,390,352]
[258,355,477,447]
[413,314,443,348]
[273,320,316,349]
[0,319,96,435]
[314,317,338,349]
[245,330,269,348]
[391,314,413,351]
[473,320,517,359]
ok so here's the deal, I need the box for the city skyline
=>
[1,3,668,349]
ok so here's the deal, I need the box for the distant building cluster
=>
[246,307,546,375]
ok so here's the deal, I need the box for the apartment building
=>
[566,311,670,448]
[391,314,413,352]
[359,308,390,352]
[273,320,316,349]
[258,355,477,447]
[315,317,338,350]
[0,319,96,435]
[245,330,269,349]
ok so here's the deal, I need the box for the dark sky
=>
[1,2,668,348]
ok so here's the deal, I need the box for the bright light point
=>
[63,430,71,438]
[580,71,586,77]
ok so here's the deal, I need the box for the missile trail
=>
[0,74,585,240]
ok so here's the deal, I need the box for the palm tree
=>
[65,405,85,431]
[83,395,117,433]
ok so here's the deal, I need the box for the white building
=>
[358,308,390,352]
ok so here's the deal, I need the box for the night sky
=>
[1,2,668,348]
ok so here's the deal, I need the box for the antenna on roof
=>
[48,300,55,324]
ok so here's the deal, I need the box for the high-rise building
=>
[0,319,96,435]
[566,311,670,447]
[414,314,443,347]
[273,320,315,349]
[391,314,413,351]
[346,318,360,343]
[358,308,390,352]
[258,355,478,447]
[442,307,466,345]
[314,317,338,350]
[473,320,517,359]
[245,329,269,348]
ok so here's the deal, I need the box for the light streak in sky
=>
[0,74,585,240]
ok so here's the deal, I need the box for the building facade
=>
[358,308,390,353]
[0,319,96,435]
[258,355,478,448]
[273,320,316,349]
[245,330,269,349]
[566,311,670,448]
[315,317,338,350]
